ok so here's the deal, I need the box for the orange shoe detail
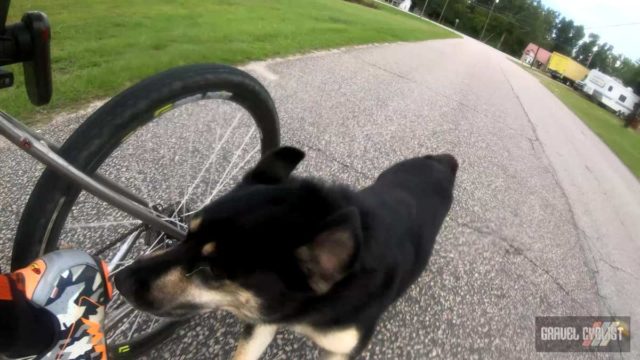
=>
[0,275,12,300]
[81,317,107,360]
[99,260,113,300]
[12,259,47,299]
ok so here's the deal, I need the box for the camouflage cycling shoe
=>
[11,249,112,360]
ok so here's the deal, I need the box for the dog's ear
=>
[244,146,305,184]
[295,207,362,294]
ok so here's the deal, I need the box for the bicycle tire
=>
[11,64,280,357]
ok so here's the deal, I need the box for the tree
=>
[551,17,584,55]
[575,33,600,65]
[628,60,640,94]
[589,43,615,73]
[612,57,640,94]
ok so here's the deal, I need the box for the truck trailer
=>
[546,52,589,86]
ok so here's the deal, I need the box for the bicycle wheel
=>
[11,64,280,358]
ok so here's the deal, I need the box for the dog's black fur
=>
[115,146,457,358]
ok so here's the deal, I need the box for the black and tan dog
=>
[115,146,457,360]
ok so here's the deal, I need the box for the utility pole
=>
[420,0,429,18]
[586,46,598,67]
[480,0,499,41]
[586,53,594,67]
[530,45,540,68]
[438,0,451,23]
[496,32,506,50]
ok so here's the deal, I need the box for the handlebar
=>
[0,32,18,66]
[0,23,27,66]
[0,0,17,66]
[0,0,52,106]
[0,0,8,33]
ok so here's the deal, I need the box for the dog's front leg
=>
[294,325,360,360]
[232,324,278,360]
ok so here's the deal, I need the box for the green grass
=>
[2,0,455,124]
[521,65,640,179]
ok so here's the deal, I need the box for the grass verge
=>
[3,0,455,125]
[522,64,640,179]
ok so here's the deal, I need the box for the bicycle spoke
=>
[143,232,167,255]
[106,304,135,333]
[189,142,259,215]
[205,125,256,198]
[205,143,260,205]
[108,229,142,272]
[149,317,159,329]
[107,294,126,316]
[182,129,257,217]
[182,130,198,218]
[93,224,144,257]
[67,220,141,229]
[205,127,222,197]
[109,290,122,307]
[170,113,242,219]
[128,312,143,341]
[109,259,135,276]
[146,235,174,253]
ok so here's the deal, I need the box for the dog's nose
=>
[114,264,150,298]
[436,153,458,174]
[113,266,134,298]
[113,264,156,310]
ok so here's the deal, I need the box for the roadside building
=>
[521,43,551,69]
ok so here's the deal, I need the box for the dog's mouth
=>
[129,301,207,319]
[156,308,204,319]
[115,288,204,319]
[125,298,260,322]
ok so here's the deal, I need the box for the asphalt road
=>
[1,37,639,359]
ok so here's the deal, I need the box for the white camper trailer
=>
[390,0,412,11]
[581,69,640,116]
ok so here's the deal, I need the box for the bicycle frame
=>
[0,110,187,241]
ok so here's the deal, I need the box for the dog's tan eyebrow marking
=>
[190,215,203,231]
[202,242,217,256]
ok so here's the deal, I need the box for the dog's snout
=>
[114,263,155,309]
[113,265,136,298]
[436,153,458,174]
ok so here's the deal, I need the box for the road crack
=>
[302,144,371,179]
[452,219,589,307]
[598,257,640,281]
